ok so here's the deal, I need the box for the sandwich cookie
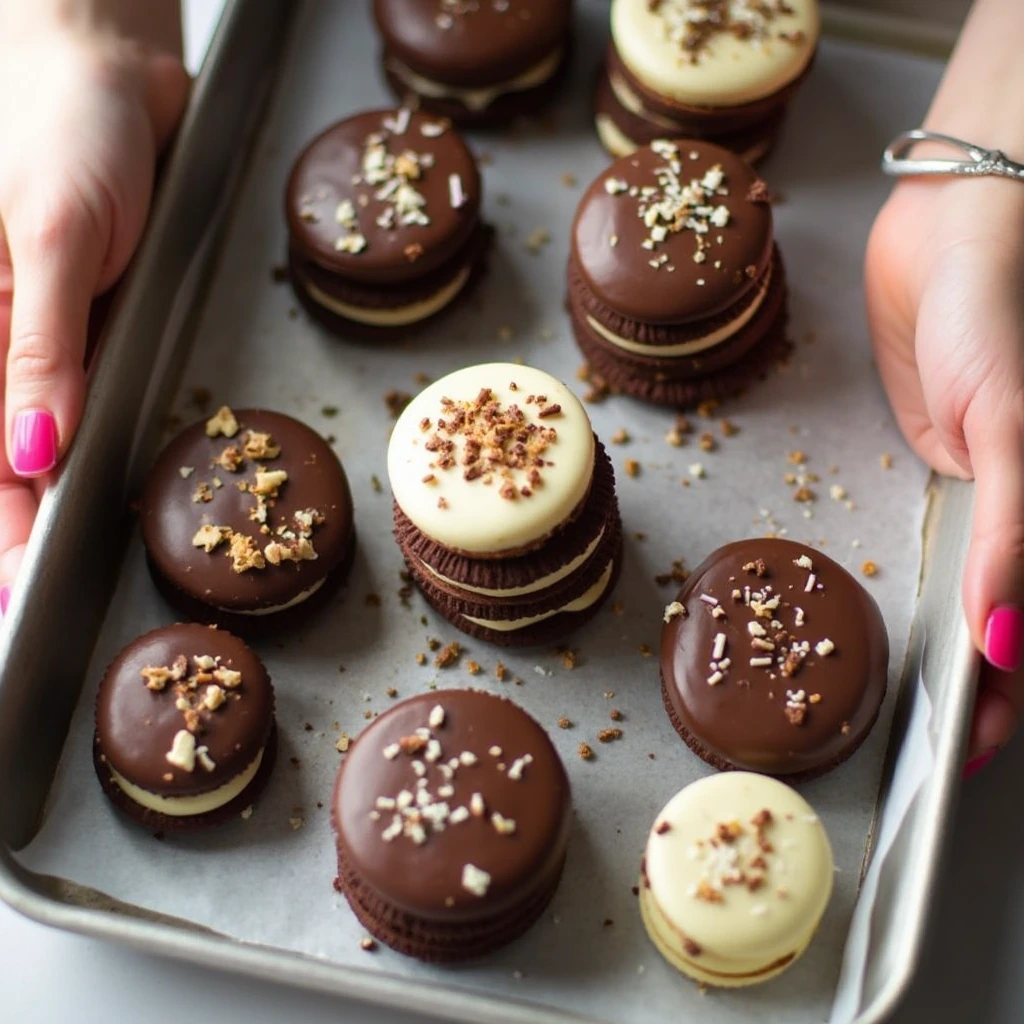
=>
[93,624,276,830]
[373,0,574,127]
[140,407,355,634]
[596,0,819,161]
[660,538,889,779]
[286,109,491,335]
[332,690,572,961]
[640,772,834,987]
[568,139,789,408]
[388,363,623,646]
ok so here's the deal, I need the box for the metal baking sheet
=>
[0,3,978,1024]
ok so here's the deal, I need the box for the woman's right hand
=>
[0,16,188,607]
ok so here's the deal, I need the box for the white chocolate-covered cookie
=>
[388,363,595,555]
[640,772,833,987]
[611,0,820,107]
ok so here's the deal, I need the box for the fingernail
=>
[11,409,58,476]
[985,605,1024,671]
[0,586,9,617]
[964,748,998,780]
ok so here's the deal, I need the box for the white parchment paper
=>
[19,4,946,1022]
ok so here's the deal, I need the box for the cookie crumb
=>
[861,560,878,578]
[557,716,572,729]
[578,742,595,761]
[880,452,893,470]
[611,427,630,445]
[435,642,462,668]
[359,937,378,952]
[624,458,641,478]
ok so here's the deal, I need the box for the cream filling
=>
[462,560,614,632]
[594,111,773,166]
[422,528,605,599]
[109,749,264,817]
[584,268,771,359]
[219,577,327,617]
[639,884,809,988]
[610,70,684,131]
[386,46,563,112]
[300,265,471,327]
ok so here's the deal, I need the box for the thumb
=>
[4,194,108,477]
[961,392,1024,750]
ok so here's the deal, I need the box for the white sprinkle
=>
[383,743,401,760]
[699,594,718,606]
[412,760,426,777]
[507,754,533,781]
[178,466,194,478]
[794,607,805,627]
[425,739,442,763]
[420,120,447,138]
[830,484,847,501]
[794,554,814,570]
[396,790,414,810]
[604,177,628,195]
[449,173,466,210]
[718,658,731,670]
[750,657,774,667]
[491,813,517,835]
[165,730,196,772]
[375,797,396,811]
[407,822,427,845]
[489,745,503,757]
[712,633,727,661]
[751,638,776,652]
[428,705,445,729]
[748,621,767,638]
[462,864,491,897]
[711,606,726,619]
[459,751,478,766]
[804,573,817,593]
[381,817,402,842]
[751,905,768,917]
[470,792,486,817]
[815,638,835,657]
[689,463,706,479]
[437,784,455,799]
[707,671,724,686]
[852,538,862,549]
[533,665,552,677]
[448,806,470,824]
[195,746,216,773]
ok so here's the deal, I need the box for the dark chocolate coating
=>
[373,0,572,88]
[95,624,275,797]
[285,110,481,286]
[571,141,773,325]
[140,410,354,614]
[661,539,889,776]
[333,690,571,922]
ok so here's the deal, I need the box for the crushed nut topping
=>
[687,808,785,903]
[165,729,197,772]
[205,406,239,438]
[461,863,491,898]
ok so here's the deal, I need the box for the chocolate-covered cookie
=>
[567,139,789,407]
[595,0,819,160]
[332,690,571,961]
[286,109,491,333]
[660,538,889,779]
[387,363,623,646]
[93,624,276,830]
[373,0,574,127]
[140,407,355,633]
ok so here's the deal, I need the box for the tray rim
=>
[0,3,975,1023]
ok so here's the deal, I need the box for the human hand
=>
[865,174,1024,770]
[0,23,188,606]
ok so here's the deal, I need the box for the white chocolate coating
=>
[641,772,833,986]
[584,266,771,358]
[388,363,596,554]
[611,0,819,107]
[297,265,471,327]
[385,46,563,113]
[109,749,264,817]
[462,559,615,632]
[420,527,606,598]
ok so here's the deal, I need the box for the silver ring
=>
[881,129,1024,181]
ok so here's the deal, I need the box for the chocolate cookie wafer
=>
[595,0,819,160]
[332,690,571,961]
[568,139,789,408]
[387,363,623,646]
[660,538,889,780]
[93,624,277,831]
[286,108,490,334]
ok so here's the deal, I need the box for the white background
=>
[5,2,1024,1022]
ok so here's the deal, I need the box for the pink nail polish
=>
[985,605,1024,672]
[0,586,9,617]
[11,409,58,476]
[964,749,997,780]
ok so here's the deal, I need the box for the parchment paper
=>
[19,4,945,1022]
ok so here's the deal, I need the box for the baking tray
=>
[0,2,978,1023]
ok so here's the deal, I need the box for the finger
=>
[4,193,108,477]
[961,390,1024,670]
[965,660,1024,769]
[141,53,190,151]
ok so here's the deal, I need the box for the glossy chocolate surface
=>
[572,140,773,325]
[661,538,888,775]
[374,0,572,88]
[95,624,274,796]
[334,690,571,920]
[140,409,353,613]
[285,110,481,286]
